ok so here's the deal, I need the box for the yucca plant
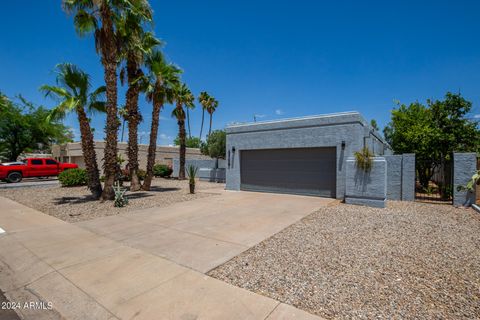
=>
[186,165,199,194]
[354,147,374,171]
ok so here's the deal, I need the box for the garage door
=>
[240,147,336,197]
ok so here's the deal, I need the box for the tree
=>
[142,50,181,190]
[0,93,72,162]
[370,119,379,131]
[206,95,219,137]
[40,63,106,199]
[172,83,195,180]
[117,4,157,191]
[173,136,201,148]
[384,92,479,189]
[201,130,226,159]
[62,0,150,200]
[118,106,128,142]
[198,91,211,141]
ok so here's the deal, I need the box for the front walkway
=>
[0,192,332,319]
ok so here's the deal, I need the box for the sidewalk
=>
[0,196,321,320]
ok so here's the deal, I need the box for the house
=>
[51,141,210,170]
[225,112,391,199]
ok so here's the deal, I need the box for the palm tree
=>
[198,91,210,141]
[118,106,128,142]
[62,0,151,200]
[117,9,158,191]
[40,63,105,199]
[142,50,181,190]
[172,83,195,180]
[207,96,219,137]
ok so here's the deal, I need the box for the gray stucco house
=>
[225,112,391,199]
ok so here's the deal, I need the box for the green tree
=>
[142,50,181,190]
[0,93,72,162]
[384,92,479,189]
[172,83,195,180]
[206,95,219,137]
[201,130,226,159]
[198,91,210,141]
[173,136,201,148]
[370,119,379,131]
[62,0,151,200]
[40,63,106,199]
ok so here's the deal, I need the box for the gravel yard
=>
[0,178,222,223]
[209,201,480,319]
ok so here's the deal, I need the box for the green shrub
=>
[354,147,374,171]
[153,164,172,177]
[137,169,146,180]
[58,168,88,187]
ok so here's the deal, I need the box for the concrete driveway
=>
[0,191,333,319]
[76,190,334,273]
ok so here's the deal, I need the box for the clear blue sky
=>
[1,1,480,145]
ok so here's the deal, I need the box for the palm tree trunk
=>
[179,117,187,180]
[100,5,119,201]
[125,56,142,192]
[77,108,102,199]
[143,95,161,190]
[208,113,213,137]
[120,119,126,142]
[199,108,205,140]
[186,107,191,139]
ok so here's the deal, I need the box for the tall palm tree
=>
[198,91,210,141]
[40,63,105,199]
[118,9,158,191]
[142,50,181,190]
[172,83,195,180]
[118,106,128,142]
[207,96,219,137]
[62,0,151,200]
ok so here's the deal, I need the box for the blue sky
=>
[1,1,480,145]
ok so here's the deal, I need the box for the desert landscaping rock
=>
[0,178,222,223]
[209,201,480,320]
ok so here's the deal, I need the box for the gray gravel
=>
[209,201,480,319]
[0,178,223,223]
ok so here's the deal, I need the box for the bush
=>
[58,168,88,187]
[153,164,172,177]
[119,168,146,182]
[354,147,374,171]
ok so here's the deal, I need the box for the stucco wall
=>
[345,157,387,208]
[172,159,218,178]
[453,152,477,207]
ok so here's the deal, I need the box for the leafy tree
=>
[0,93,72,162]
[174,136,201,148]
[201,130,226,159]
[172,83,195,180]
[41,63,105,199]
[142,50,181,190]
[62,0,151,200]
[384,92,479,189]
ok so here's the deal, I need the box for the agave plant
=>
[113,181,129,207]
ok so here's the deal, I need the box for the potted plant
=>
[187,165,199,194]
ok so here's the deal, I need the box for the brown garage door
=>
[240,147,336,197]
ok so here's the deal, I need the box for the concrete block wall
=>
[453,153,477,207]
[172,159,217,178]
[198,168,226,183]
[345,157,387,208]
[384,154,415,201]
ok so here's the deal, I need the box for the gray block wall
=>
[345,157,387,208]
[384,153,415,201]
[453,153,477,207]
[198,168,226,182]
[401,154,415,201]
[172,159,218,178]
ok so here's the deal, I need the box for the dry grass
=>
[209,201,480,320]
[0,178,223,223]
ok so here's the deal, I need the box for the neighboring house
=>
[51,141,210,169]
[225,111,391,199]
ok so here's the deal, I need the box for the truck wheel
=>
[6,172,22,183]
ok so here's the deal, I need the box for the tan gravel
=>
[208,201,480,320]
[0,178,223,223]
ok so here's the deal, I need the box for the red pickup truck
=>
[0,158,78,183]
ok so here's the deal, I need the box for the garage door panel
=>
[240,147,336,197]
